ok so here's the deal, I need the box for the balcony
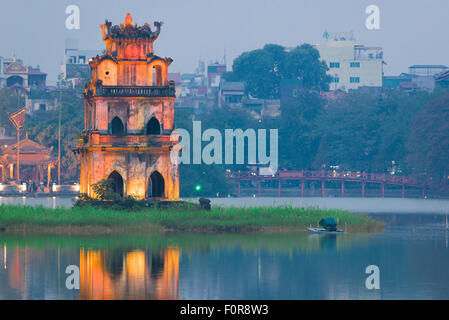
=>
[85,81,176,98]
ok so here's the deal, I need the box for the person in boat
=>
[319,218,337,231]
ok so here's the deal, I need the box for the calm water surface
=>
[0,197,448,299]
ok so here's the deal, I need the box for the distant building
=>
[383,65,449,92]
[408,65,448,77]
[383,74,414,90]
[168,72,182,97]
[218,80,245,108]
[435,70,449,89]
[0,133,56,185]
[60,39,102,87]
[1,56,46,89]
[207,62,226,97]
[0,56,57,113]
[315,32,383,91]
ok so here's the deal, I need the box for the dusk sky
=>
[1,0,448,84]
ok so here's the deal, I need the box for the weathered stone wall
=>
[80,149,179,200]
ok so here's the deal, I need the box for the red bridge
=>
[225,170,426,198]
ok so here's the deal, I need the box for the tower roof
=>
[1,135,53,155]
[101,13,162,41]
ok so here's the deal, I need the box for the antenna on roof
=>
[223,46,227,67]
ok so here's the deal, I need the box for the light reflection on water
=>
[0,197,449,299]
[78,247,179,300]
[0,213,448,300]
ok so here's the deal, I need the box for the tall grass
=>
[0,204,383,232]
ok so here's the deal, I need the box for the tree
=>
[223,44,285,99]
[278,90,324,169]
[407,93,449,189]
[0,88,26,135]
[223,43,330,99]
[313,89,431,173]
[283,44,330,91]
[26,87,84,183]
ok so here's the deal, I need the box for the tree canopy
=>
[223,43,330,99]
[407,92,449,190]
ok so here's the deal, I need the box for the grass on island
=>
[0,204,384,233]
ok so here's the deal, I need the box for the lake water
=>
[0,197,448,299]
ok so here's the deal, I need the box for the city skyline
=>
[0,0,448,84]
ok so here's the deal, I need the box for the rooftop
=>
[101,13,162,41]
[409,65,449,69]
[220,81,245,91]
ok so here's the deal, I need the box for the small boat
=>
[307,217,347,234]
[307,227,347,234]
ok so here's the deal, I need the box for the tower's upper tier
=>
[84,13,175,96]
[100,13,162,59]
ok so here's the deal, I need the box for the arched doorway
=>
[146,117,160,135]
[111,117,124,135]
[148,171,165,198]
[107,171,124,197]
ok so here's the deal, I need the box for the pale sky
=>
[1,0,448,84]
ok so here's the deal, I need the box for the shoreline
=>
[0,224,383,235]
[2,196,449,215]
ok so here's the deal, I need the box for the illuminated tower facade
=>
[77,13,179,200]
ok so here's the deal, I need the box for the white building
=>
[315,32,384,91]
[60,39,102,87]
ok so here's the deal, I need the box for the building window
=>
[350,77,360,83]
[331,76,340,83]
[292,88,300,97]
[350,62,361,68]
[329,62,340,69]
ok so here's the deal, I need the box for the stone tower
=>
[77,13,179,200]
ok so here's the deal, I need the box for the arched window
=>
[7,76,24,87]
[111,116,124,136]
[148,171,165,198]
[152,65,162,86]
[107,171,124,197]
[146,117,160,135]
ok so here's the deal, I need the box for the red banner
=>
[9,106,26,130]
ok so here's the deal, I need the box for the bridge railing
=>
[226,170,423,186]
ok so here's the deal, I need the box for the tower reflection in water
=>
[79,247,180,300]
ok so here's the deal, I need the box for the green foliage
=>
[74,193,147,211]
[224,43,330,99]
[0,204,383,232]
[25,87,84,183]
[282,44,330,91]
[313,89,432,173]
[0,87,26,135]
[175,105,251,197]
[90,179,120,201]
[279,90,324,169]
[407,92,449,189]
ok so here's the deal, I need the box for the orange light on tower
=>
[124,12,133,25]
[77,14,179,201]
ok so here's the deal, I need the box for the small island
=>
[0,202,383,234]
